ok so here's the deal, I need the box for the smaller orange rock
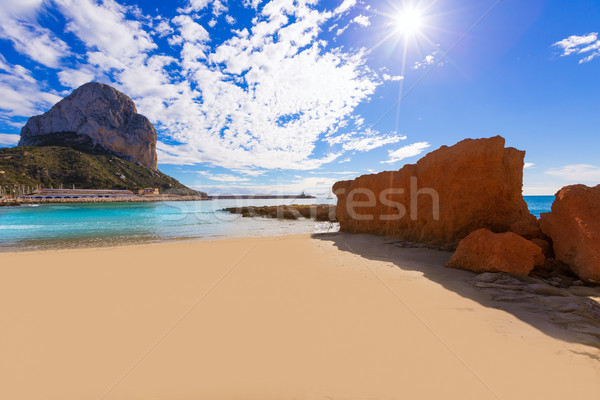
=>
[445,228,545,275]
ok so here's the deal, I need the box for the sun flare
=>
[394,7,424,37]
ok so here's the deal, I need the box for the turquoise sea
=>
[0,196,553,252]
[0,198,338,251]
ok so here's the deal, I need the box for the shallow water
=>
[0,198,338,251]
[0,196,553,251]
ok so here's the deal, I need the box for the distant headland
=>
[1,82,205,201]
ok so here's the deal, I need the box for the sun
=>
[393,7,424,37]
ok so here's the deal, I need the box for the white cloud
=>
[154,2,379,170]
[336,24,349,36]
[211,0,228,17]
[0,0,388,173]
[0,56,62,117]
[382,142,431,164]
[197,171,251,183]
[154,20,174,38]
[0,133,20,146]
[225,15,236,25]
[57,68,96,89]
[336,14,370,36]
[310,170,358,175]
[546,164,600,183]
[177,0,227,16]
[352,15,370,27]
[413,50,441,70]
[0,0,70,68]
[524,162,535,169]
[192,175,347,196]
[553,33,600,63]
[172,15,210,43]
[243,0,263,9]
[382,73,404,81]
[327,129,405,152]
[334,0,357,15]
[177,0,212,14]
[522,185,563,196]
[553,33,597,55]
[56,0,156,61]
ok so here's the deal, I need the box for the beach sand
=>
[1,233,599,399]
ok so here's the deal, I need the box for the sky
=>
[0,0,598,195]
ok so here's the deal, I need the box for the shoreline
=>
[0,195,325,207]
[0,229,338,254]
[1,233,598,399]
[0,195,206,207]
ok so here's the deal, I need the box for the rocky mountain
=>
[3,82,205,196]
[19,82,157,170]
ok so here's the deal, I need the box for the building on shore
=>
[138,188,160,196]
[22,188,136,199]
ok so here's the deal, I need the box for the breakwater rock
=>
[222,204,336,221]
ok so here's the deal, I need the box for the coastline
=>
[0,195,207,207]
[1,233,598,399]
[0,195,321,207]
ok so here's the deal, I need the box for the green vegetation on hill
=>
[0,146,206,197]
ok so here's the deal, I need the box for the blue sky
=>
[0,0,598,195]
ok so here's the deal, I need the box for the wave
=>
[0,225,45,230]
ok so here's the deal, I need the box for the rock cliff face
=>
[540,185,600,283]
[19,82,157,170]
[446,229,545,275]
[332,136,539,248]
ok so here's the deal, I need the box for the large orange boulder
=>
[540,185,600,283]
[445,229,545,275]
[332,136,539,248]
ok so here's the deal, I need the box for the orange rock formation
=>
[333,136,539,249]
[540,184,600,282]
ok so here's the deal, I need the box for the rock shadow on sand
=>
[313,232,600,353]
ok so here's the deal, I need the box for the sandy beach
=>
[1,233,599,399]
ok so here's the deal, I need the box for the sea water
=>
[523,196,554,218]
[0,196,553,252]
[0,197,338,251]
